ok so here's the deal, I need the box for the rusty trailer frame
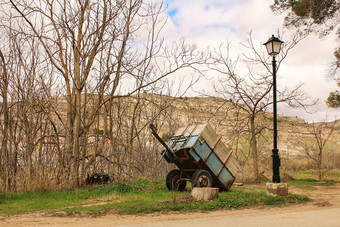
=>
[150,123,238,191]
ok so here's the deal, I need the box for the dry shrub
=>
[324,150,340,169]
[26,173,54,191]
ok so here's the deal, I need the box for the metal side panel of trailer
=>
[166,123,237,190]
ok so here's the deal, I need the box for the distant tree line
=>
[0,0,206,191]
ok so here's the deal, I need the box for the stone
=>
[191,187,219,201]
[266,182,289,196]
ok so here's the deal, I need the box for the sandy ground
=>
[1,184,340,227]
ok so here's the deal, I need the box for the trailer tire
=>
[192,170,213,188]
[166,169,186,191]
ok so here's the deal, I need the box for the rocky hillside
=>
[51,92,339,162]
[150,94,339,179]
[47,93,340,172]
[141,94,339,170]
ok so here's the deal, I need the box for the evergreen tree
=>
[272,0,340,108]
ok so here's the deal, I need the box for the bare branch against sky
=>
[163,0,338,122]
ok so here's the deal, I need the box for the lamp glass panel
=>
[273,41,281,54]
[265,42,273,55]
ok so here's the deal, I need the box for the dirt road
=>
[2,184,339,227]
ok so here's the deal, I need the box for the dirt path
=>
[1,184,340,227]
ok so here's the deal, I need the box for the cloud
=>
[162,0,339,122]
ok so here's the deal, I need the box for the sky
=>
[161,0,339,123]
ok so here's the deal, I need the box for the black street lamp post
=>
[264,35,284,183]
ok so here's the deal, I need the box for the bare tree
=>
[209,32,315,182]
[303,121,336,181]
[100,77,199,181]
[0,13,52,191]
[0,48,11,191]
[5,0,205,188]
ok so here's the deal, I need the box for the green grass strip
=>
[0,178,311,216]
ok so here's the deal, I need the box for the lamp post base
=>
[266,182,288,196]
[272,148,281,183]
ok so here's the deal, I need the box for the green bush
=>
[114,182,133,193]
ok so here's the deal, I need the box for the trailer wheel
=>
[166,169,186,191]
[192,170,213,188]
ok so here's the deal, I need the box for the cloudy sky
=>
[161,0,338,123]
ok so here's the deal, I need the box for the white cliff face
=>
[159,95,340,178]
[48,93,340,181]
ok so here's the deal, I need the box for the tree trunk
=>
[317,150,322,181]
[250,117,259,182]
[0,50,10,191]
[71,91,82,187]
[65,93,74,187]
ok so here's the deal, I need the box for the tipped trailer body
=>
[150,123,238,191]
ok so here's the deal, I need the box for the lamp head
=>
[264,35,283,56]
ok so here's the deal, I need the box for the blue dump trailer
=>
[150,123,239,191]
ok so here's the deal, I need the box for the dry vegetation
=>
[153,95,340,182]
[2,93,339,192]
[0,0,338,193]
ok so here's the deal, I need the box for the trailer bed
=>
[158,123,239,191]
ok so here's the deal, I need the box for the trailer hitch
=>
[150,124,179,162]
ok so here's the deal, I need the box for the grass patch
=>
[286,170,340,191]
[292,170,340,181]
[0,180,165,215]
[57,188,310,216]
[106,187,310,215]
[288,178,339,187]
[0,178,311,216]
